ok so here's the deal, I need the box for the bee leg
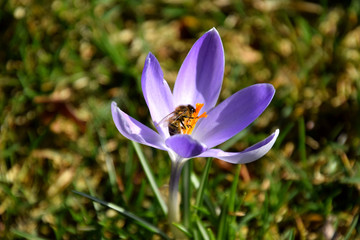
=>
[179,119,187,129]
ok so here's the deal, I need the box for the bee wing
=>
[156,111,176,127]
[156,108,190,128]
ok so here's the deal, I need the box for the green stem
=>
[168,155,186,238]
[168,159,184,224]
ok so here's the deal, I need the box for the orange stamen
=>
[182,103,207,135]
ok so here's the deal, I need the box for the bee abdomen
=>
[168,123,180,136]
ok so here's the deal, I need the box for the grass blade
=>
[194,158,212,214]
[228,165,241,239]
[298,116,306,164]
[344,214,359,240]
[182,159,192,228]
[131,141,168,215]
[11,229,47,240]
[289,228,295,240]
[172,222,193,238]
[72,190,170,240]
[217,195,229,240]
[229,165,241,213]
[196,218,210,240]
[193,229,201,240]
[98,130,117,195]
[207,228,216,240]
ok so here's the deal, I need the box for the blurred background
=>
[1,0,359,239]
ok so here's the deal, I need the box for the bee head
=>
[187,105,196,114]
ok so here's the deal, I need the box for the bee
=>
[158,105,196,136]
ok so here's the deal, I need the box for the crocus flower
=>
[111,28,279,227]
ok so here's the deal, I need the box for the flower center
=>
[181,103,207,135]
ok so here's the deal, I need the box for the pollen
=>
[182,103,207,135]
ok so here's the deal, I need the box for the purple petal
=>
[193,84,275,148]
[165,134,207,159]
[111,102,166,150]
[141,53,174,136]
[173,28,224,112]
[198,129,279,164]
